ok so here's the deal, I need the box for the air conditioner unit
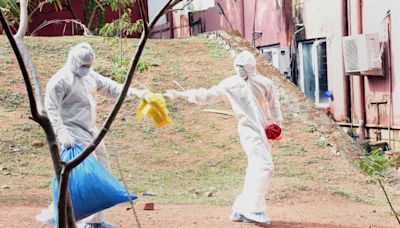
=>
[342,33,383,76]
[259,47,291,78]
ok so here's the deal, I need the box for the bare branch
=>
[1,0,63,180]
[58,166,69,228]
[0,10,39,120]
[65,0,82,33]
[66,193,77,228]
[170,0,194,11]
[148,0,175,29]
[28,1,47,21]
[87,5,101,31]
[31,19,92,36]
[138,0,148,28]
[13,0,46,113]
[14,0,28,40]
[170,0,184,8]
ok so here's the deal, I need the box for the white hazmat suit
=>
[37,42,147,227]
[165,51,282,224]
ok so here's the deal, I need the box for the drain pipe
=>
[342,0,351,123]
[241,0,245,36]
[168,11,174,39]
[387,11,393,148]
[353,0,367,140]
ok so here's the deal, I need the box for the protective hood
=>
[66,42,95,76]
[234,51,257,80]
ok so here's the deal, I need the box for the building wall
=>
[296,0,349,121]
[194,0,244,35]
[251,0,289,47]
[160,0,291,48]
[150,12,192,39]
[361,0,400,128]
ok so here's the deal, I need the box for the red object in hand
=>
[265,124,282,140]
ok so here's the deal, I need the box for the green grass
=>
[329,187,372,204]
[304,124,317,133]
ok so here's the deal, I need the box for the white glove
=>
[57,129,75,148]
[164,90,186,100]
[129,88,150,98]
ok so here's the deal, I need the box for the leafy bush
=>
[111,53,150,83]
[359,149,397,178]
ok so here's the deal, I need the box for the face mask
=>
[76,67,90,77]
[235,65,248,80]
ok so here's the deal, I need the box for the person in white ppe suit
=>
[165,51,282,224]
[36,42,149,228]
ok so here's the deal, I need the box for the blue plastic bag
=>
[52,144,137,223]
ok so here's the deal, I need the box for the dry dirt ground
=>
[0,35,399,228]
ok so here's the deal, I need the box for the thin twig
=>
[113,142,141,228]
[28,1,46,21]
[172,80,185,91]
[87,5,100,31]
[203,109,235,116]
[378,179,400,224]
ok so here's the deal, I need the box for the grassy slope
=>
[0,36,399,211]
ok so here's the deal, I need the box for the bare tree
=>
[0,0,183,227]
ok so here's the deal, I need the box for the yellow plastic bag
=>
[136,93,172,128]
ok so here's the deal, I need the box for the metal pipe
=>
[337,122,400,130]
[252,0,258,46]
[366,124,400,130]
[169,11,174,38]
[337,122,360,127]
[241,0,245,36]
[387,11,393,148]
[342,0,351,123]
[352,0,367,140]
